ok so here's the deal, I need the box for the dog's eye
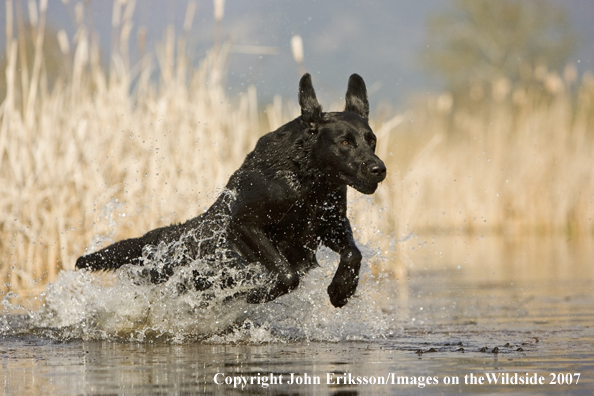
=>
[369,139,376,147]
[341,140,350,146]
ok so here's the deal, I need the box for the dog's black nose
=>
[369,162,386,180]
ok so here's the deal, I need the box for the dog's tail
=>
[75,237,146,271]
[76,227,166,271]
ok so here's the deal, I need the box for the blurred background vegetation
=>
[1,0,593,295]
[422,0,576,105]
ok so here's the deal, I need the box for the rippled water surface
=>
[2,236,593,395]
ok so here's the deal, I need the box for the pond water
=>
[2,236,593,395]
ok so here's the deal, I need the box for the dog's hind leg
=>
[230,223,299,292]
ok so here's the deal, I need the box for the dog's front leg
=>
[324,219,362,308]
[327,244,362,308]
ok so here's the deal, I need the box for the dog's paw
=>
[327,276,358,308]
[327,285,349,308]
[246,281,290,304]
[246,287,270,304]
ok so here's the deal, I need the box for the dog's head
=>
[297,73,386,194]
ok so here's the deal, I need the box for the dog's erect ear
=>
[299,73,323,123]
[344,73,369,120]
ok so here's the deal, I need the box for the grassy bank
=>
[1,2,593,295]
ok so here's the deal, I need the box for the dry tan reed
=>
[369,78,594,241]
[1,1,593,296]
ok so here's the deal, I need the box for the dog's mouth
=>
[340,173,382,194]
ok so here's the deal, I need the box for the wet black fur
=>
[76,73,386,308]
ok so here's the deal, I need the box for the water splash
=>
[2,244,396,343]
[3,192,397,343]
[88,198,125,252]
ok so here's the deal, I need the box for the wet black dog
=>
[76,73,386,307]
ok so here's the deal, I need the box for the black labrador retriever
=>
[76,73,386,308]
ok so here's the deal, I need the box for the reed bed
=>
[364,74,594,242]
[1,1,593,295]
